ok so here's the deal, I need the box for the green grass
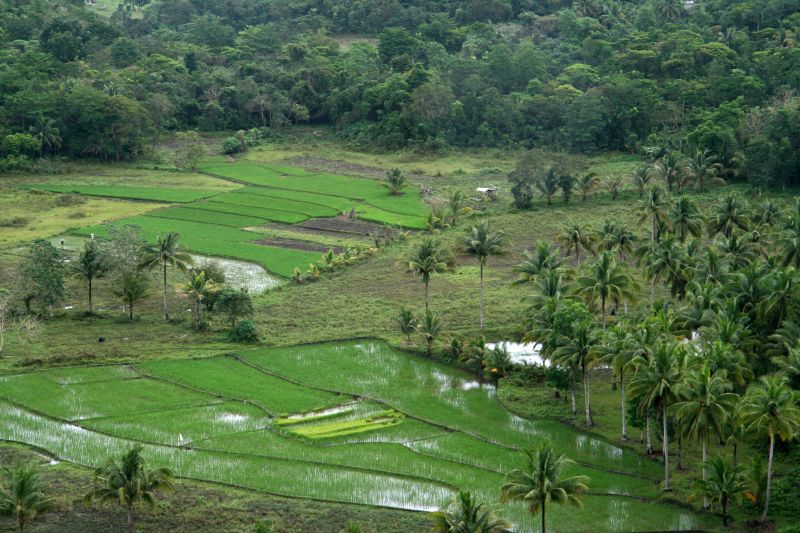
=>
[212,191,340,218]
[145,206,271,228]
[20,184,223,203]
[287,410,404,439]
[137,357,343,415]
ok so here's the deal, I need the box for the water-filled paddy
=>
[0,341,713,531]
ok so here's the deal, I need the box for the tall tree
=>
[513,241,563,284]
[669,196,703,243]
[553,319,600,426]
[577,172,599,202]
[429,491,511,533]
[637,186,670,242]
[601,322,634,440]
[419,309,441,357]
[182,270,216,329]
[575,251,636,326]
[630,165,653,197]
[655,152,686,193]
[673,365,737,508]
[84,445,174,533]
[500,445,589,533]
[139,233,193,321]
[708,193,749,238]
[741,376,800,523]
[113,271,149,320]
[462,221,508,329]
[628,340,688,491]
[0,463,52,533]
[407,237,449,312]
[556,222,596,266]
[693,456,747,526]
[28,115,61,156]
[687,149,723,192]
[69,239,109,314]
[19,240,64,315]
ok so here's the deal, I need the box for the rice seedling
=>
[19,184,221,203]
[146,207,270,228]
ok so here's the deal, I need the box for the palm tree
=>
[429,491,511,533]
[69,239,110,314]
[536,167,560,205]
[694,456,747,526]
[673,365,737,508]
[553,320,600,426]
[139,232,193,320]
[448,190,467,226]
[0,463,52,532]
[28,115,61,156]
[601,322,634,440]
[84,445,174,533]
[777,221,800,268]
[419,309,442,357]
[556,222,595,266]
[637,186,669,241]
[687,149,723,192]
[385,167,406,195]
[637,236,689,302]
[630,165,653,197]
[462,221,508,329]
[113,271,149,320]
[669,196,703,243]
[773,347,800,390]
[407,237,449,312]
[655,152,686,193]
[575,251,636,326]
[182,270,216,329]
[628,340,688,491]
[558,173,575,204]
[513,241,563,284]
[500,445,589,533]
[605,175,624,200]
[577,172,599,202]
[708,193,749,238]
[397,308,418,343]
[741,376,800,522]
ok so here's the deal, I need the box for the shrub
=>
[229,319,259,343]
[221,136,244,155]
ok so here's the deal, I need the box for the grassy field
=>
[20,184,226,203]
[0,341,717,532]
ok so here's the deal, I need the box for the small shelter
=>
[476,186,498,201]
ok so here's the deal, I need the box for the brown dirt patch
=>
[282,156,435,181]
[254,237,341,253]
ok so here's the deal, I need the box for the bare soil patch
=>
[282,156,434,181]
[254,237,340,253]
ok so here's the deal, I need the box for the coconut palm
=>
[429,491,511,533]
[139,232,193,320]
[673,365,737,508]
[575,251,637,326]
[500,445,589,533]
[69,239,110,314]
[628,340,688,491]
[536,167,560,205]
[773,347,800,390]
[513,241,563,284]
[462,221,508,329]
[0,463,52,533]
[84,445,174,533]
[113,271,149,320]
[694,456,747,526]
[708,193,749,238]
[605,175,624,200]
[655,152,686,193]
[741,376,800,522]
[687,149,723,192]
[419,309,442,357]
[558,173,575,204]
[523,268,572,312]
[553,319,600,426]
[637,186,670,241]
[577,172,599,202]
[637,236,689,302]
[182,270,216,329]
[669,196,703,243]
[777,220,800,268]
[28,115,61,156]
[630,165,653,197]
[448,190,467,226]
[397,308,418,343]
[385,167,406,195]
[407,237,449,312]
[556,222,596,266]
[601,322,635,440]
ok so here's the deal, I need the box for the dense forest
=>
[0,0,799,186]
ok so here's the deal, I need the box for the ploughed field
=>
[0,340,712,532]
[21,161,428,277]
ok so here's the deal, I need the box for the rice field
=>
[42,160,428,279]
[0,341,715,532]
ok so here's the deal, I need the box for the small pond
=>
[191,254,283,294]
[485,341,549,366]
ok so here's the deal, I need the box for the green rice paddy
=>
[35,160,428,278]
[0,341,714,532]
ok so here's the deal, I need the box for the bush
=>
[229,319,259,343]
[221,136,244,155]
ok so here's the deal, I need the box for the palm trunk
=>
[424,280,429,313]
[732,441,738,469]
[601,295,606,329]
[127,502,134,532]
[479,262,484,329]
[129,301,134,321]
[162,263,169,320]
[702,433,709,509]
[88,278,93,313]
[646,416,653,454]
[541,498,546,533]
[762,433,774,522]
[570,371,577,417]
[620,373,627,441]
[583,364,593,426]
[722,496,729,526]
[663,402,671,491]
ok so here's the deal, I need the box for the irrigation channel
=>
[0,341,713,532]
